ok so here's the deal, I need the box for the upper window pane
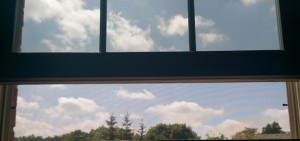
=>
[195,0,280,51]
[21,0,100,52]
[107,0,189,52]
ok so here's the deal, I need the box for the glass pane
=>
[15,83,291,140]
[21,0,100,52]
[107,0,189,52]
[195,0,280,51]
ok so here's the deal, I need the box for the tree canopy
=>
[145,123,200,140]
[231,127,258,140]
[262,121,285,134]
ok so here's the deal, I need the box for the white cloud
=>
[15,115,55,137]
[145,101,224,127]
[116,88,155,100]
[25,0,100,52]
[195,16,215,29]
[107,12,154,52]
[198,32,227,46]
[17,97,39,109]
[15,112,110,137]
[46,97,103,118]
[48,84,68,89]
[253,108,290,132]
[241,0,259,6]
[157,15,188,36]
[157,15,214,36]
[201,119,249,139]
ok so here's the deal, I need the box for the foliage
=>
[138,119,146,140]
[89,126,108,140]
[262,121,285,134]
[145,123,200,140]
[231,127,258,140]
[106,113,117,140]
[60,130,89,141]
[206,133,228,140]
[121,112,133,140]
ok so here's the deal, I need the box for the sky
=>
[16,0,288,139]
[16,83,290,139]
[21,0,279,52]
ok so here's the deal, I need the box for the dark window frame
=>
[0,0,300,84]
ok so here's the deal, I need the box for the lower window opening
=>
[14,82,291,140]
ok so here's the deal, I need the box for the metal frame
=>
[0,0,299,84]
[0,1,300,139]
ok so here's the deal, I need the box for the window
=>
[15,83,291,140]
[19,0,282,53]
[1,0,300,140]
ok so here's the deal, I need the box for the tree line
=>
[15,112,286,141]
[15,113,200,141]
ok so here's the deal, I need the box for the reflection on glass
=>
[21,0,100,52]
[15,83,290,140]
[107,0,188,52]
[195,0,280,51]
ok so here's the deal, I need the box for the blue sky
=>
[21,0,279,52]
[17,0,288,139]
[16,83,289,138]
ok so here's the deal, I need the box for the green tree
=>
[89,126,108,140]
[61,130,89,141]
[262,121,285,134]
[206,133,228,140]
[232,127,258,140]
[122,112,133,140]
[106,113,117,140]
[145,123,200,140]
[138,119,146,140]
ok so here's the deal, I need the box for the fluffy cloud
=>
[201,119,249,139]
[107,12,154,52]
[198,32,227,46]
[252,108,290,132]
[241,0,259,6]
[157,15,214,36]
[15,112,110,137]
[15,97,109,137]
[46,97,103,118]
[15,115,55,137]
[25,0,100,52]
[116,88,155,100]
[17,97,39,109]
[145,101,224,127]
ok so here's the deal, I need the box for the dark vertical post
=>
[188,0,197,52]
[100,0,107,53]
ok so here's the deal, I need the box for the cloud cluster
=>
[15,115,56,137]
[145,101,224,127]
[16,97,109,137]
[157,14,227,46]
[198,32,227,46]
[200,119,249,139]
[107,12,154,52]
[17,97,39,109]
[116,88,156,100]
[157,15,215,37]
[46,97,103,117]
[25,0,100,52]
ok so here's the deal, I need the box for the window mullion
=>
[188,0,196,52]
[100,0,107,53]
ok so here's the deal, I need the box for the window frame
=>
[0,0,299,84]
